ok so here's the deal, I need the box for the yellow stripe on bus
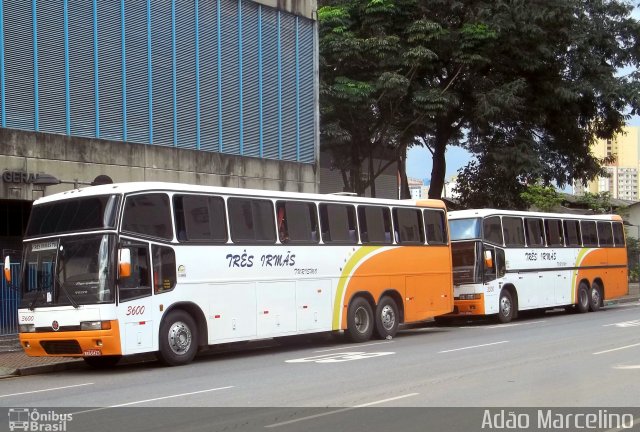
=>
[332,246,382,330]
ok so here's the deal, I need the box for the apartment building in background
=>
[573,126,640,200]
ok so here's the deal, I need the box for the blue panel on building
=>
[0,0,316,164]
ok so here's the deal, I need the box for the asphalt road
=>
[1,302,639,431]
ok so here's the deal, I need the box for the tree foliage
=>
[318,0,640,200]
[520,185,564,212]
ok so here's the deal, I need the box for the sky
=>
[405,5,640,183]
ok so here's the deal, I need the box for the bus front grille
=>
[40,340,82,355]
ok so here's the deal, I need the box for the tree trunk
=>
[398,145,410,199]
[428,139,447,199]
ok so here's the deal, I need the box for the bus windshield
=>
[21,234,116,308]
[25,195,120,237]
[449,217,481,241]
[451,241,481,285]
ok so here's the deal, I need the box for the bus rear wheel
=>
[497,289,515,323]
[589,281,602,312]
[374,296,399,339]
[83,355,121,369]
[577,282,590,313]
[157,310,198,366]
[346,297,374,343]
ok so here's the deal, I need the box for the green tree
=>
[319,0,640,200]
[520,185,564,212]
[576,191,614,214]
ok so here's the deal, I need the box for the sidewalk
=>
[1,284,639,379]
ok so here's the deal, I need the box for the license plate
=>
[83,349,102,356]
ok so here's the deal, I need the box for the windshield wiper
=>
[28,287,43,311]
[55,269,79,309]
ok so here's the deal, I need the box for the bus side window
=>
[228,198,276,244]
[483,216,503,245]
[612,222,625,247]
[424,210,447,245]
[119,244,152,302]
[597,222,613,247]
[320,203,358,244]
[153,245,177,294]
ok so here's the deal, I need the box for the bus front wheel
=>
[346,297,374,343]
[158,310,198,366]
[497,290,515,323]
[577,282,590,314]
[374,296,399,339]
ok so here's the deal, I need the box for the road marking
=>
[265,393,419,428]
[593,343,640,355]
[603,320,640,327]
[605,416,640,432]
[438,340,509,354]
[314,341,393,353]
[613,365,640,370]
[73,386,234,415]
[286,352,395,363]
[484,320,546,329]
[0,383,94,399]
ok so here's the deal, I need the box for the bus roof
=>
[34,181,447,210]
[449,208,623,222]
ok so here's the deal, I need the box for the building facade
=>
[0,0,318,255]
[573,126,640,201]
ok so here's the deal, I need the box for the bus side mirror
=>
[3,256,11,284]
[484,250,494,269]
[118,249,132,279]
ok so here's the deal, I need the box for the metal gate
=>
[1,263,21,336]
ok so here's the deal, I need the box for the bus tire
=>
[374,296,400,339]
[346,297,374,343]
[157,310,198,366]
[83,355,121,369]
[497,289,515,323]
[577,282,590,314]
[589,281,602,312]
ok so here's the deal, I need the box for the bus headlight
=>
[80,321,111,331]
[19,324,35,333]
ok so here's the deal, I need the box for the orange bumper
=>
[19,320,121,357]
[449,296,486,316]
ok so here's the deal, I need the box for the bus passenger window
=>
[319,203,357,244]
[424,210,447,245]
[525,218,544,247]
[544,219,564,246]
[502,217,525,247]
[122,194,173,240]
[597,222,613,247]
[275,201,318,244]
[612,222,625,247]
[563,220,581,246]
[228,198,276,244]
[393,208,424,244]
[581,221,598,247]
[483,216,503,245]
[358,206,392,244]
[173,195,227,243]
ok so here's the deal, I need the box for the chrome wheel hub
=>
[168,321,192,355]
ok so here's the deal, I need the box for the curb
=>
[605,295,640,306]
[0,360,84,379]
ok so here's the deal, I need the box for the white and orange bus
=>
[4,182,453,367]
[447,209,628,323]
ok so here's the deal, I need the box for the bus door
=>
[117,240,154,355]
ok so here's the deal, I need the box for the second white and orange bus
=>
[5,182,453,366]
[448,209,628,323]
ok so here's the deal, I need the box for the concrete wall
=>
[0,128,318,201]
[252,0,317,19]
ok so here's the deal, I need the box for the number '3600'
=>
[126,305,145,316]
